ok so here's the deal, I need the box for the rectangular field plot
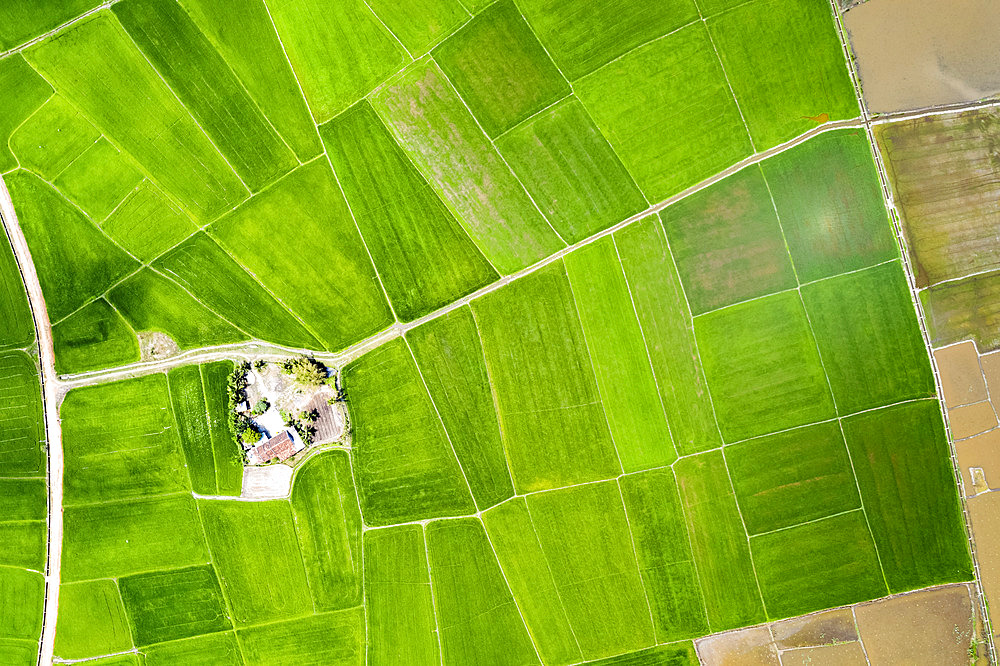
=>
[53,580,131,661]
[708,0,857,149]
[8,95,99,180]
[802,262,935,414]
[760,129,897,283]
[527,482,655,660]
[363,526,440,666]
[321,101,497,321]
[615,217,720,455]
[661,166,796,315]
[345,339,474,525]
[118,565,232,646]
[200,361,242,496]
[54,138,143,221]
[365,0,468,54]
[585,642,698,665]
[143,632,243,666]
[564,237,676,472]
[0,223,35,351]
[199,500,312,626]
[62,494,209,582]
[100,181,197,263]
[472,262,620,492]
[922,270,1000,351]
[726,421,859,535]
[372,58,564,274]
[674,451,765,631]
[0,522,45,570]
[842,401,974,592]
[24,13,248,222]
[237,609,365,666]
[61,374,189,504]
[751,511,887,619]
[433,0,569,137]
[0,55,51,173]
[426,518,539,665]
[576,23,752,202]
[695,291,835,442]
[0,352,45,477]
[497,98,647,244]
[290,451,362,612]
[407,307,514,510]
[7,170,138,322]
[0,479,45,521]
[0,568,43,642]
[167,364,218,496]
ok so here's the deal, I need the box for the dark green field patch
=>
[54,138,143,221]
[0,0,102,51]
[321,101,498,321]
[9,95,99,180]
[433,0,569,137]
[8,170,138,322]
[0,522,44,570]
[143,631,243,666]
[167,364,217,496]
[0,351,45,477]
[0,55,51,173]
[426,518,539,665]
[802,262,936,414]
[751,511,887,619]
[100,181,198,263]
[291,450,362,611]
[119,565,231,646]
[365,0,468,54]
[661,166,796,315]
[497,98,647,243]
[53,580,131,660]
[0,224,35,350]
[407,307,514,509]
[584,642,699,666]
[761,129,897,283]
[238,608,365,666]
[726,421,860,535]
[696,291,835,442]
[200,360,242,496]
[843,401,974,592]
[61,374,189,504]
[0,568,43,642]
[52,299,139,374]
[0,479,45,521]
[345,339,475,525]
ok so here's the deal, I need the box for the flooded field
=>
[845,0,1000,112]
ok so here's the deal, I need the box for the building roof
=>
[251,430,297,463]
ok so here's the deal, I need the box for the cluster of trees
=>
[280,356,329,388]
[226,361,260,447]
[280,408,318,445]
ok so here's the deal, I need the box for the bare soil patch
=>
[771,608,857,649]
[950,401,998,440]
[779,642,867,665]
[138,331,179,362]
[935,341,988,408]
[956,429,1000,496]
[696,626,779,665]
[241,464,293,499]
[970,492,1000,647]
[979,350,1000,396]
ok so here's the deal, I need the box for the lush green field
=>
[9,95,99,180]
[0,522,44,570]
[167,364,220,495]
[0,351,45,477]
[54,139,143,221]
[0,479,45,521]
[143,632,243,666]
[200,360,243,496]
[237,608,365,666]
[99,181,197,263]
[366,0,468,55]
[53,580,132,660]
[0,56,52,173]
[0,0,101,51]
[0,225,35,350]
[0,568,42,646]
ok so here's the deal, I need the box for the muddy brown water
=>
[845,0,1000,113]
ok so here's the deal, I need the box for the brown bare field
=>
[936,341,989,408]
[970,492,1000,647]
[924,271,1000,351]
[956,429,1000,496]
[845,0,1000,113]
[770,608,856,649]
[697,625,779,665]
[950,401,998,440]
[980,351,1000,395]
[779,642,867,665]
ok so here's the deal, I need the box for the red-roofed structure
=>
[251,430,297,463]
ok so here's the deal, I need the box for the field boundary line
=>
[491,94,572,142]
[669,466,713,633]
[917,265,1000,291]
[53,648,140,665]
[420,524,447,666]
[748,507,863,539]
[0,2,120,59]
[850,606,874,666]
[614,479,660,638]
[359,0,415,61]
[572,18,702,85]
[341,447,371,664]
[195,365,221,495]
[718,447,769,616]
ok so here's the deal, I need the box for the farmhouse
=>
[248,430,301,464]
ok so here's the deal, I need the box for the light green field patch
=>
[0,223,36,350]
[199,500,313,626]
[53,580,131,660]
[843,401,973,592]
[107,269,248,350]
[615,216,720,455]
[52,299,139,374]
[200,361,242,496]
[119,565,232,646]
[321,102,498,321]
[433,0,569,137]
[584,642,699,666]
[167,364,217,496]
[0,479,45,521]
[178,0,322,161]
[620,470,708,642]
[0,568,43,642]
[365,0,469,54]
[761,129,897,283]
[527,481,654,659]
[751,511,887,619]
[62,494,209,582]
[661,166,796,315]
[114,0,298,192]
[0,55,51,173]
[210,159,393,351]
[426,518,539,665]
[577,23,752,202]
[482,498,581,666]
[344,339,475,525]
[696,291,835,442]
[497,98,647,243]
[61,374,189,505]
[0,0,102,51]
[24,13,248,221]
[675,451,764,631]
[9,95,99,180]
[707,0,858,149]
[155,232,321,349]
[726,421,860,535]
[0,522,44,570]
[266,0,407,122]
[54,138,143,221]
[0,351,45,478]
[564,237,675,472]
[100,180,198,263]
[7,170,138,322]
[802,262,936,414]
[407,307,514,510]
[473,262,620,492]
[363,526,439,666]
[144,632,243,666]
[0,640,35,666]
[372,58,564,274]
[238,608,365,666]
[291,450,362,611]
